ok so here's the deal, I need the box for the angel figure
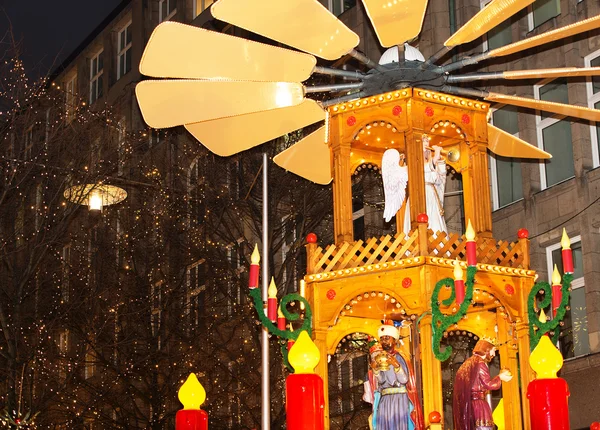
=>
[381,149,409,234]
[381,136,448,235]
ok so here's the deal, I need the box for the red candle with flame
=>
[551,265,562,312]
[286,332,324,430]
[248,244,260,289]
[465,220,477,266]
[176,374,208,430]
[561,229,573,274]
[267,278,278,322]
[453,260,465,305]
[277,307,286,330]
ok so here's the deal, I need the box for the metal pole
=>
[261,152,271,430]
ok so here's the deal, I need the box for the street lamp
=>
[63,184,127,211]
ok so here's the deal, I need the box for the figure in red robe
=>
[453,339,513,430]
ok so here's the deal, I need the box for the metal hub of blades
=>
[362,61,445,96]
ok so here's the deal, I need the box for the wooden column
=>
[405,131,426,230]
[313,328,330,429]
[516,321,533,430]
[419,314,443,422]
[331,139,353,244]
[497,315,522,430]
[463,143,493,236]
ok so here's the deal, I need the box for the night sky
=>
[2,0,123,77]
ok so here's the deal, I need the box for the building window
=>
[65,74,77,121]
[89,50,104,104]
[546,236,590,358]
[117,22,132,79]
[186,260,206,331]
[117,119,126,175]
[159,0,177,22]
[528,0,560,30]
[329,0,356,16]
[489,106,523,209]
[84,339,95,379]
[481,0,512,51]
[35,184,43,231]
[58,329,69,379]
[535,79,574,188]
[193,0,214,17]
[151,281,163,349]
[585,49,600,167]
[61,244,71,302]
[188,158,206,226]
[24,126,33,159]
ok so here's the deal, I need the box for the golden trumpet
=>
[425,145,461,163]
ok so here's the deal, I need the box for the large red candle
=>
[267,278,278,322]
[248,244,260,289]
[551,265,562,312]
[176,374,208,430]
[286,374,325,430]
[527,378,570,430]
[176,410,208,430]
[561,229,573,274]
[527,333,570,430]
[286,331,324,430]
[453,260,465,305]
[465,220,477,266]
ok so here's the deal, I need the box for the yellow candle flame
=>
[268,277,277,299]
[277,306,284,318]
[251,244,260,264]
[561,228,571,250]
[453,259,463,280]
[551,265,561,285]
[529,335,563,379]
[288,330,320,374]
[492,399,505,430]
[465,219,475,241]
[178,373,206,409]
[539,309,547,323]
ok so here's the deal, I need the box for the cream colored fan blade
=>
[488,14,600,58]
[445,0,534,47]
[136,80,304,129]
[362,0,429,47]
[273,127,332,185]
[503,67,600,80]
[211,0,359,61]
[487,124,551,159]
[185,100,325,157]
[486,92,600,122]
[140,22,316,82]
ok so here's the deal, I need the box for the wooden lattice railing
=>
[307,228,528,274]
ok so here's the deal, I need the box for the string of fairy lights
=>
[2,56,334,428]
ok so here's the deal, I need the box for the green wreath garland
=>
[431,265,477,361]
[249,288,312,370]
[527,273,572,350]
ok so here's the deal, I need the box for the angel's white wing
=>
[381,149,408,222]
